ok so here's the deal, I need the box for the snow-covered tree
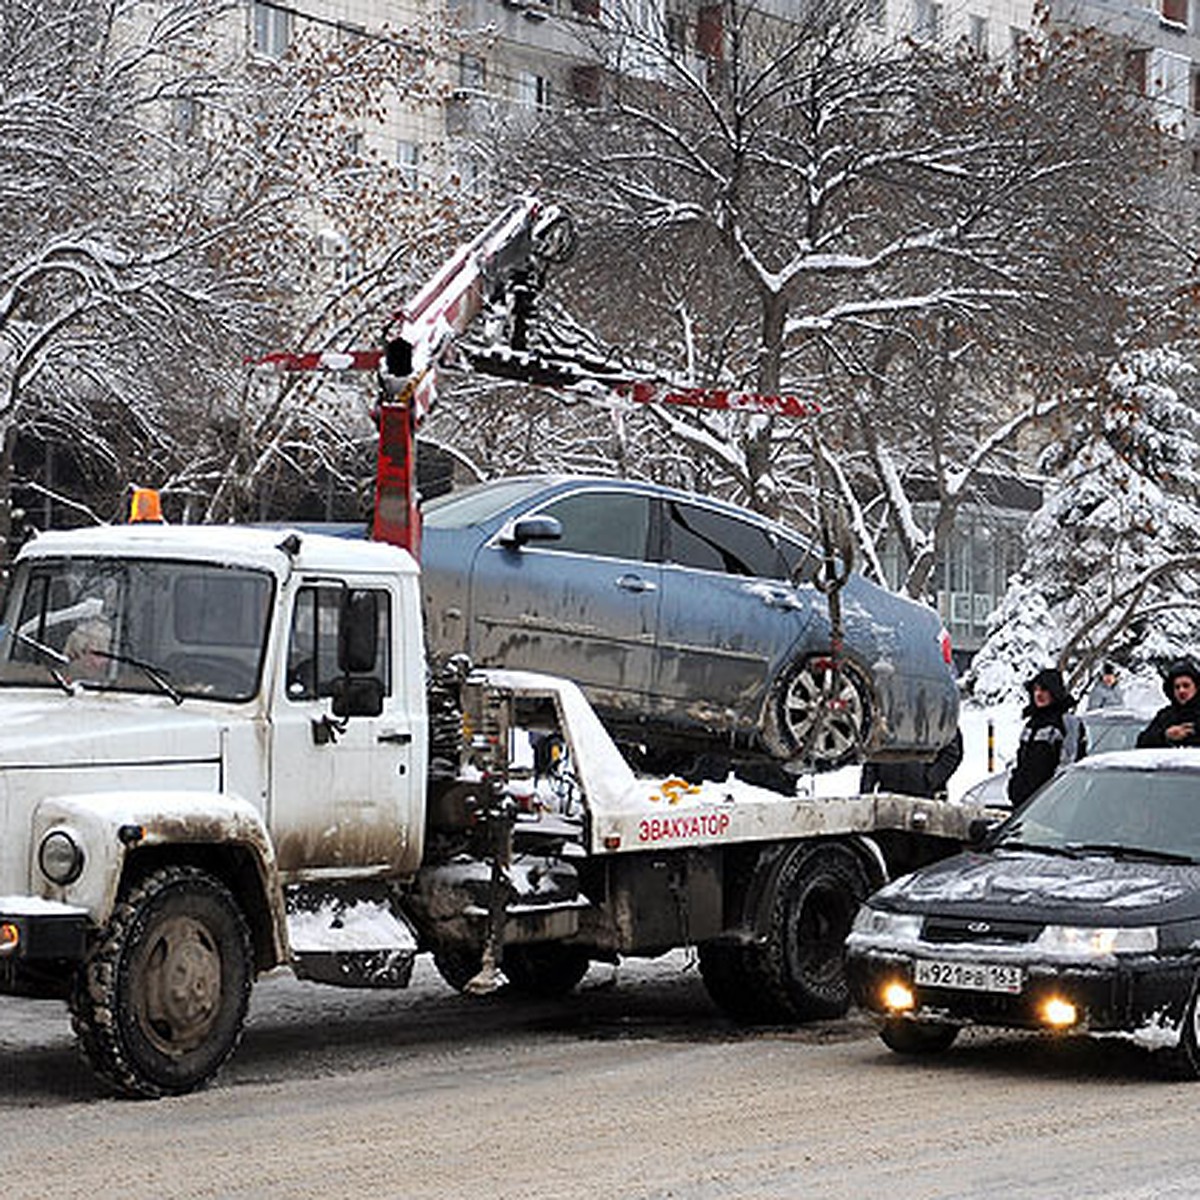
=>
[966,580,1065,706]
[1,0,465,537]
[447,0,1190,602]
[972,347,1200,695]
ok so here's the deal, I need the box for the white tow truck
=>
[0,198,978,1096]
[0,517,980,1097]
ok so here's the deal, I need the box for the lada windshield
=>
[0,557,274,702]
[994,765,1200,864]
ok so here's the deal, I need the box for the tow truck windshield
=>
[0,557,274,702]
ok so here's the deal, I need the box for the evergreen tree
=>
[972,347,1200,698]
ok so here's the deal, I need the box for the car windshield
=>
[423,478,552,529]
[994,765,1200,863]
[1082,713,1146,754]
[0,557,274,702]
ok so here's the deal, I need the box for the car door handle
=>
[377,730,412,745]
[616,574,657,594]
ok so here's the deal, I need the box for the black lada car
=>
[846,750,1200,1077]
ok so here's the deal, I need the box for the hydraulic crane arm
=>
[253,196,817,555]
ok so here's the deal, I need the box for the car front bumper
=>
[847,943,1197,1037]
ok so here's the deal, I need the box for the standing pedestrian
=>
[1087,662,1125,710]
[1136,659,1200,748]
[1008,667,1086,806]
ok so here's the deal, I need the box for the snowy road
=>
[2,952,1197,1199]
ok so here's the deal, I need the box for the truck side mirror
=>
[338,589,378,674]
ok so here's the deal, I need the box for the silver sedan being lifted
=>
[419,475,959,777]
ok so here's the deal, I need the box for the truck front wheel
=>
[70,866,253,1098]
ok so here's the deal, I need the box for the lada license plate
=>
[913,959,1023,994]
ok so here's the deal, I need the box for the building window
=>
[571,64,602,105]
[696,5,723,60]
[396,140,420,187]
[1126,47,1148,94]
[252,1,292,58]
[571,0,600,16]
[968,14,988,55]
[516,71,552,109]
[914,0,943,41]
[459,53,485,91]
[1162,0,1187,27]
[666,11,687,54]
[173,97,199,136]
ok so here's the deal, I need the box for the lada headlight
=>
[851,906,923,943]
[39,829,84,885]
[1035,924,1158,955]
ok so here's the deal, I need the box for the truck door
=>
[269,580,419,877]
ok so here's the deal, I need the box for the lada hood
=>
[878,850,1200,925]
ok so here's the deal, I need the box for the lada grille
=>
[922,916,1041,945]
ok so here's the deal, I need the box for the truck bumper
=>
[0,900,90,962]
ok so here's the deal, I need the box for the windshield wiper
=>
[1067,842,1197,865]
[94,650,183,706]
[9,629,73,694]
[993,841,1082,859]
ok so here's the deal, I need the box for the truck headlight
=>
[851,906,923,943]
[39,830,84,885]
[1035,924,1158,955]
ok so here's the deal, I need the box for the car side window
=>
[777,534,819,584]
[664,501,787,579]
[532,492,651,561]
[287,585,391,702]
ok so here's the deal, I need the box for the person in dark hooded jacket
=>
[1136,660,1200,749]
[1007,667,1086,806]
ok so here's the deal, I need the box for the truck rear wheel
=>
[70,866,253,1098]
[768,844,870,1019]
[705,844,870,1024]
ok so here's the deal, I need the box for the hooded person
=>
[1136,659,1200,749]
[1007,667,1087,807]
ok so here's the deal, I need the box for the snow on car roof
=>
[1073,747,1200,772]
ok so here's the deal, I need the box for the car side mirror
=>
[498,514,562,548]
[331,675,385,719]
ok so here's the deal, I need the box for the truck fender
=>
[31,790,286,970]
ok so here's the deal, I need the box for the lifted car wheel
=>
[770,654,871,767]
[70,866,253,1098]
[879,1018,959,1055]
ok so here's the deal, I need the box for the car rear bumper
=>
[847,945,1196,1036]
